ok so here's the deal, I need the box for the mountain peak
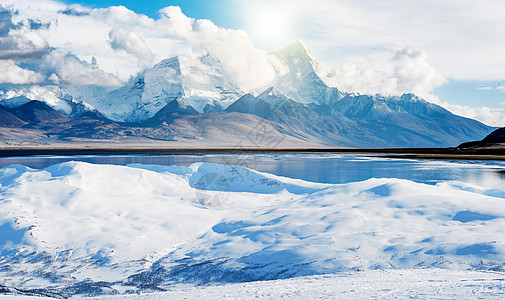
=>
[152,56,181,71]
[0,95,33,108]
[274,40,313,61]
[271,41,342,105]
[260,87,286,98]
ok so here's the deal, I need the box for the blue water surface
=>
[0,153,504,186]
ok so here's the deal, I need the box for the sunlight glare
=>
[246,4,294,50]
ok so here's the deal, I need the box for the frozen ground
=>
[0,161,504,297]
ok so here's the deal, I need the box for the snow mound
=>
[0,162,505,296]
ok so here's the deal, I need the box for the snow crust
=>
[0,161,505,296]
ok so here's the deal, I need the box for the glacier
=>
[1,160,505,297]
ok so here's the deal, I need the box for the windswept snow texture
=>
[1,161,505,296]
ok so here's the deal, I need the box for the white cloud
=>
[0,60,44,84]
[478,86,492,90]
[441,103,505,127]
[138,6,282,91]
[393,48,447,99]
[327,48,446,100]
[108,27,154,67]
[497,85,505,93]
[0,1,283,91]
[0,30,49,60]
[41,51,121,86]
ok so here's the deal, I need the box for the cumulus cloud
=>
[108,27,154,67]
[153,6,283,91]
[0,5,50,61]
[41,51,121,86]
[0,30,49,60]
[327,48,446,100]
[0,59,44,84]
[0,1,282,91]
[441,103,505,127]
[393,48,447,98]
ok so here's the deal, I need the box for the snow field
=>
[0,161,504,295]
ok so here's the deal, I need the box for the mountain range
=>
[0,41,495,148]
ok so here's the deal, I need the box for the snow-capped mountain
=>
[331,93,494,147]
[88,53,243,122]
[227,87,365,146]
[0,84,112,119]
[227,87,494,147]
[272,41,343,105]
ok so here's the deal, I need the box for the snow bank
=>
[0,161,504,296]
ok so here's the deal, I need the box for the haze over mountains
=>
[0,41,495,148]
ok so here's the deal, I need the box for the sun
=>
[255,11,287,40]
[245,4,295,50]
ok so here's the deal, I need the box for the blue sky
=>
[3,0,505,125]
[61,0,242,28]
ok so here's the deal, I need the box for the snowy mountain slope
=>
[0,85,74,115]
[226,87,494,147]
[332,93,494,147]
[88,54,243,122]
[0,84,112,120]
[272,41,343,105]
[5,270,505,299]
[226,88,376,147]
[1,161,505,296]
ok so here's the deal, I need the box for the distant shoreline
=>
[0,146,504,160]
